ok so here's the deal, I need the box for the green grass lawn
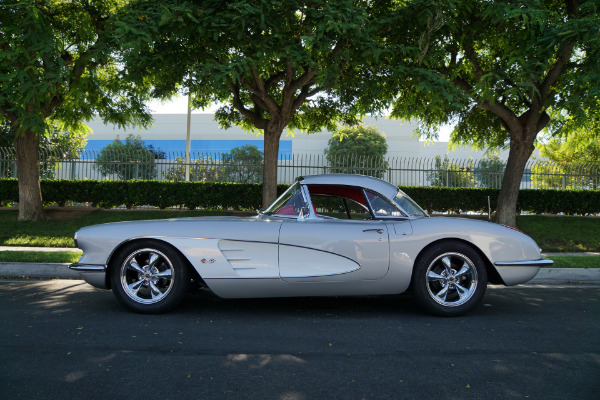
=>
[0,209,598,265]
[0,251,81,263]
[548,255,600,269]
[0,208,249,248]
[516,215,600,252]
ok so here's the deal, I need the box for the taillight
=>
[502,224,524,234]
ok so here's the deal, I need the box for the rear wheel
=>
[110,241,190,313]
[412,241,487,317]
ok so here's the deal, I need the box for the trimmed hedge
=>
[401,186,600,215]
[0,179,287,210]
[0,179,599,214]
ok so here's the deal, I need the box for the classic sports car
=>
[70,174,552,316]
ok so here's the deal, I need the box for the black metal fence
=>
[1,147,598,190]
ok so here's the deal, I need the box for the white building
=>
[85,113,515,160]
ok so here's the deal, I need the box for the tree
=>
[427,156,476,188]
[476,151,506,189]
[118,0,384,208]
[325,125,388,178]
[96,134,157,180]
[1,118,88,179]
[163,156,222,182]
[383,0,600,226]
[222,145,264,184]
[532,128,600,189]
[0,0,151,220]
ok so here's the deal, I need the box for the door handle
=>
[362,228,384,234]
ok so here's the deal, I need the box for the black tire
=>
[109,240,190,313]
[412,241,487,317]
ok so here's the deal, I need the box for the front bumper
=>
[69,263,108,289]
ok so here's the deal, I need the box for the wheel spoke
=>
[455,262,471,278]
[454,282,470,299]
[148,253,160,267]
[127,260,144,274]
[440,256,452,275]
[149,282,163,299]
[156,269,172,278]
[435,284,449,301]
[128,280,144,295]
[427,270,445,282]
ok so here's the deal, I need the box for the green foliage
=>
[162,145,264,183]
[162,156,222,182]
[118,0,379,130]
[531,129,600,189]
[401,187,600,216]
[325,125,389,178]
[117,0,388,205]
[426,156,477,188]
[221,145,264,184]
[0,179,287,210]
[1,179,598,215]
[382,0,600,225]
[1,119,88,179]
[385,0,600,145]
[476,152,506,189]
[0,0,152,135]
[540,130,600,164]
[95,134,157,180]
[0,0,153,219]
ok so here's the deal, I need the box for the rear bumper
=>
[69,263,108,289]
[494,258,553,286]
[494,259,554,267]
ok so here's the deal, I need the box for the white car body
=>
[71,174,551,316]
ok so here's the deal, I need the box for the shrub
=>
[0,179,598,215]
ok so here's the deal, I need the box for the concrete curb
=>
[0,262,80,279]
[1,262,599,284]
[531,268,600,284]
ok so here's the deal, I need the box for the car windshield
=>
[393,190,428,218]
[263,182,308,217]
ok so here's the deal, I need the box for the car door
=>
[278,219,390,282]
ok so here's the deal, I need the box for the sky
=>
[147,96,453,142]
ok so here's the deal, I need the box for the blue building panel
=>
[85,139,293,159]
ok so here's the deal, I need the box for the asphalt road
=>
[1,280,599,400]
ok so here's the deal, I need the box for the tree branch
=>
[228,81,267,129]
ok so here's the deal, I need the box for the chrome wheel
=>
[110,241,190,313]
[120,248,175,304]
[412,241,487,317]
[426,252,478,307]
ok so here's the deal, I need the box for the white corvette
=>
[70,174,551,316]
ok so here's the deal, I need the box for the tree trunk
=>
[495,132,535,227]
[15,130,46,221]
[262,123,283,209]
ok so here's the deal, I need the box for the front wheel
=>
[110,241,190,313]
[412,241,487,317]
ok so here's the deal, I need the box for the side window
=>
[311,195,371,220]
[365,191,405,218]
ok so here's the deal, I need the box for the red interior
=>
[307,185,366,206]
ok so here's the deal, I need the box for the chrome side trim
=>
[69,263,107,272]
[278,242,362,267]
[494,259,554,267]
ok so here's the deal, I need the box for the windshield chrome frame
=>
[362,189,408,219]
